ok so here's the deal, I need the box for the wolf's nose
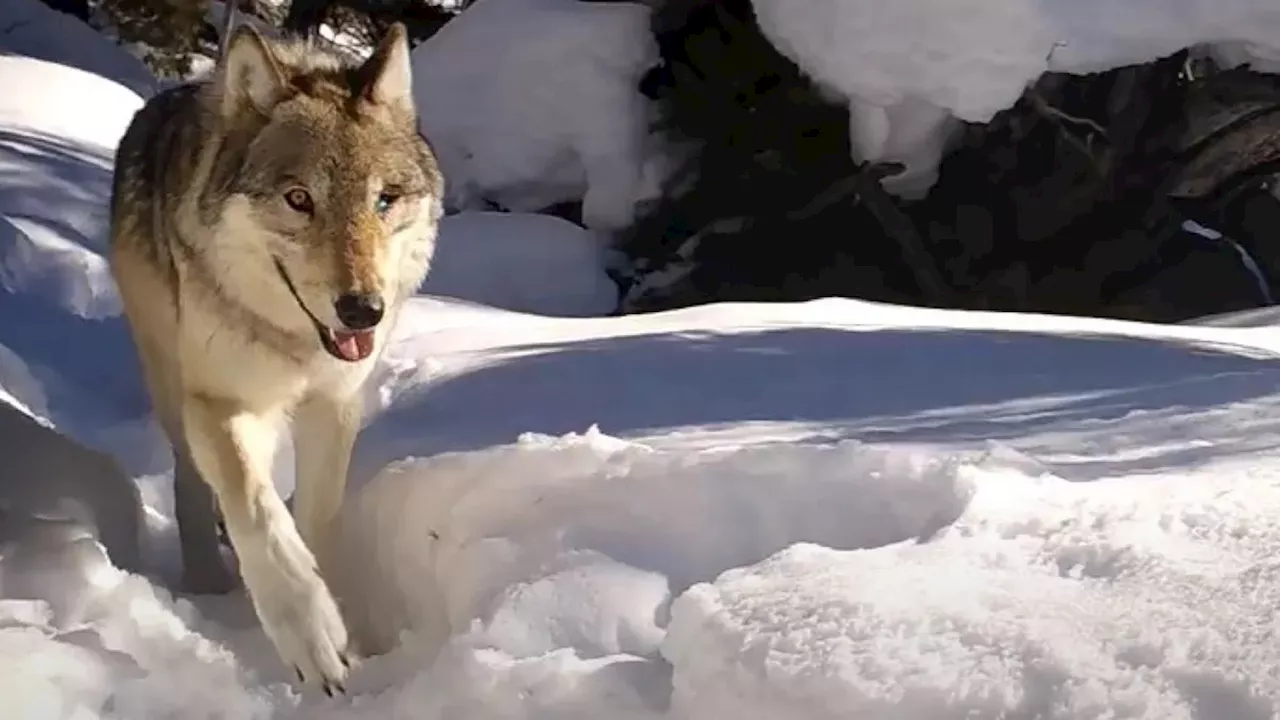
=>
[334,292,385,330]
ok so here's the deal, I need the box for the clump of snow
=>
[0,575,290,718]
[0,0,157,98]
[421,212,620,317]
[750,0,1280,196]
[411,0,668,232]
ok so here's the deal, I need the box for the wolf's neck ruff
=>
[271,256,375,362]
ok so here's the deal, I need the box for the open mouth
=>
[272,258,377,363]
[318,325,377,362]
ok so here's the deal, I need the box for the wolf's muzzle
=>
[334,292,384,330]
[271,257,378,363]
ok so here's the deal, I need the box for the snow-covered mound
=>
[337,431,970,656]
[750,0,1280,196]
[421,212,619,317]
[0,0,156,98]
[411,0,667,232]
[0,54,153,469]
[0,54,140,320]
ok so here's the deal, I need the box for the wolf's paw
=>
[238,529,353,695]
[258,566,352,695]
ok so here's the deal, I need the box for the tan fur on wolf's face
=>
[240,101,427,299]
[219,24,439,325]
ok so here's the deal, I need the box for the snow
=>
[420,212,620,317]
[0,0,157,99]
[406,0,1280,210]
[6,6,1280,720]
[409,0,667,233]
[750,0,1280,196]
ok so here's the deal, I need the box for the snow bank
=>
[411,0,666,232]
[667,462,1280,718]
[353,292,1280,487]
[421,212,619,317]
[0,54,153,469]
[750,0,1280,196]
[335,430,970,656]
[9,414,1280,717]
[0,56,142,155]
[0,0,156,98]
[0,54,139,321]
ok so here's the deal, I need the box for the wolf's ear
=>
[360,23,415,116]
[219,25,288,118]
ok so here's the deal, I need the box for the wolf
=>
[108,22,443,693]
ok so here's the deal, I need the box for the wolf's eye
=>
[374,190,400,216]
[283,188,314,214]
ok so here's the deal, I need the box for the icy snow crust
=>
[8,6,1280,719]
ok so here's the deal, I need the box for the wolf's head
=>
[203,23,443,364]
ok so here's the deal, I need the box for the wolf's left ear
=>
[219,25,288,118]
[360,23,415,116]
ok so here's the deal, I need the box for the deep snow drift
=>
[6,3,1280,719]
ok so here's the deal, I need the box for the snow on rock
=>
[411,0,666,232]
[0,0,157,98]
[421,212,620,317]
[334,429,971,660]
[750,0,1280,197]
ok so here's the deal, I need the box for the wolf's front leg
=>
[291,392,362,572]
[174,447,238,594]
[182,393,350,694]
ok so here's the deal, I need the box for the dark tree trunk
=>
[282,0,331,37]
[41,0,90,22]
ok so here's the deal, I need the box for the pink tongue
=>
[333,330,375,362]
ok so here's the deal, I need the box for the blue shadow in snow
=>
[351,326,1280,484]
[0,127,150,464]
